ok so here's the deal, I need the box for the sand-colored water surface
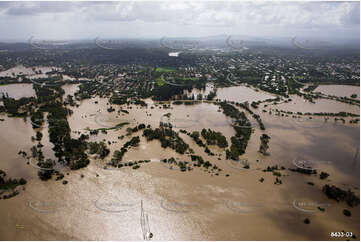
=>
[0,83,36,99]
[0,84,359,240]
[314,85,360,100]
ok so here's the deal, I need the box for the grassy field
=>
[155,67,176,73]
[85,122,130,132]
[156,77,165,86]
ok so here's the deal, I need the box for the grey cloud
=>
[3,2,76,16]
[0,1,358,41]
[1,1,359,28]
[340,2,360,26]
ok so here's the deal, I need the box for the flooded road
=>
[0,84,359,240]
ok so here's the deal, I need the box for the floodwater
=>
[0,84,359,240]
[0,83,35,99]
[216,85,275,103]
[0,65,57,78]
[183,83,214,99]
[184,84,275,103]
[0,115,56,179]
[271,94,359,115]
[0,82,80,100]
[314,85,360,100]
[62,83,80,97]
[0,65,84,82]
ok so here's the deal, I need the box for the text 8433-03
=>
[330,232,353,238]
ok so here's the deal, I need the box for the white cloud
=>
[0,1,358,41]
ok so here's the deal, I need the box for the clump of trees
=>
[133,99,147,107]
[63,137,90,170]
[0,170,27,195]
[206,90,217,100]
[110,149,127,167]
[160,155,222,175]
[30,110,44,128]
[288,167,317,175]
[259,134,270,155]
[126,123,146,136]
[274,177,282,185]
[107,106,115,112]
[30,85,91,172]
[123,136,140,148]
[343,209,351,217]
[187,131,213,155]
[143,126,189,154]
[218,102,252,160]
[190,155,222,173]
[263,165,285,172]
[161,158,193,172]
[303,84,319,92]
[2,93,34,117]
[108,136,140,167]
[190,131,205,147]
[252,114,265,130]
[226,135,250,160]
[88,141,110,159]
[111,159,151,169]
[37,159,55,181]
[322,184,360,207]
[152,84,192,101]
[201,128,228,148]
[319,171,329,180]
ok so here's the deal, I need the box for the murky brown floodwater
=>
[0,84,359,240]
[0,84,36,99]
[62,83,80,97]
[271,94,359,114]
[0,65,57,78]
[216,85,276,103]
[183,83,214,99]
[314,85,360,100]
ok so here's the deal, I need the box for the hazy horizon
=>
[0,1,359,43]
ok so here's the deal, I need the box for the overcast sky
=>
[0,1,359,41]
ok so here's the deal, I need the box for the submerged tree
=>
[259,134,271,155]
[38,158,55,181]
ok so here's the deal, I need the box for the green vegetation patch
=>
[155,67,177,73]
[85,122,130,132]
[156,78,165,86]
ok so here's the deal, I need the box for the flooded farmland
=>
[314,85,360,100]
[216,85,276,103]
[270,94,359,115]
[0,83,36,99]
[0,83,359,240]
[0,65,58,78]
[0,2,360,241]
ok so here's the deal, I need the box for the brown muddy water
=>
[0,83,36,99]
[314,85,360,100]
[271,94,359,115]
[62,83,80,97]
[0,65,58,78]
[0,84,359,240]
[215,85,275,103]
